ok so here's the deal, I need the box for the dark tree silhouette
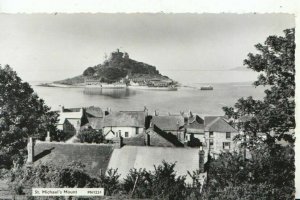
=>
[0,65,58,168]
[223,28,295,146]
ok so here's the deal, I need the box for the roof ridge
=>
[152,126,184,147]
[206,117,221,129]
[220,117,238,132]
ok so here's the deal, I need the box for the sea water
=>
[30,70,266,116]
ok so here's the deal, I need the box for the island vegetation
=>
[54,49,172,85]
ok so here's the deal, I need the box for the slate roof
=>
[58,111,82,124]
[204,116,222,126]
[107,146,200,184]
[120,111,146,125]
[104,112,145,128]
[66,118,82,129]
[85,106,104,118]
[63,108,81,112]
[187,121,205,134]
[151,116,185,131]
[204,116,238,133]
[148,126,184,147]
[34,142,114,175]
[86,117,104,130]
[58,107,103,125]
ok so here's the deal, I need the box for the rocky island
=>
[53,49,176,89]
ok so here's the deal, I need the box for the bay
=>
[30,70,266,116]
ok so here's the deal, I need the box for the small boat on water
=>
[200,85,213,90]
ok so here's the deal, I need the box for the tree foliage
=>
[9,162,122,197]
[8,160,204,199]
[217,29,295,199]
[98,168,121,196]
[223,28,295,145]
[83,67,96,76]
[202,144,294,199]
[0,65,59,169]
[123,161,191,199]
[9,161,99,195]
[77,127,104,143]
[80,50,161,83]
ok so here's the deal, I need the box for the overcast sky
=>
[0,13,295,82]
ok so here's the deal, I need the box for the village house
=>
[185,111,205,144]
[150,114,185,142]
[145,124,184,147]
[57,106,84,135]
[186,121,205,147]
[57,106,105,137]
[204,116,239,155]
[81,106,105,130]
[103,111,146,139]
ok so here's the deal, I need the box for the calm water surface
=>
[31,81,266,116]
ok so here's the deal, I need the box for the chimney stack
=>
[149,121,154,129]
[189,110,193,118]
[80,107,85,116]
[113,136,123,149]
[27,137,35,164]
[45,131,51,142]
[199,147,205,173]
[144,106,148,116]
[145,133,150,146]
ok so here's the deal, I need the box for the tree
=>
[83,67,96,76]
[223,28,295,145]
[122,161,189,199]
[151,161,187,199]
[202,145,294,199]
[98,168,121,196]
[9,161,100,195]
[217,29,295,199]
[77,127,104,143]
[0,65,59,169]
[123,168,153,198]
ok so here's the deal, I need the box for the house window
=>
[223,142,231,150]
[226,132,231,139]
[209,131,214,137]
[125,132,129,137]
[209,139,214,146]
[118,130,121,137]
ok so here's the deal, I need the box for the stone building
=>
[204,116,239,155]
[103,111,146,139]
[150,115,185,142]
[57,106,105,138]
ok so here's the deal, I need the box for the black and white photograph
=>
[0,1,297,199]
